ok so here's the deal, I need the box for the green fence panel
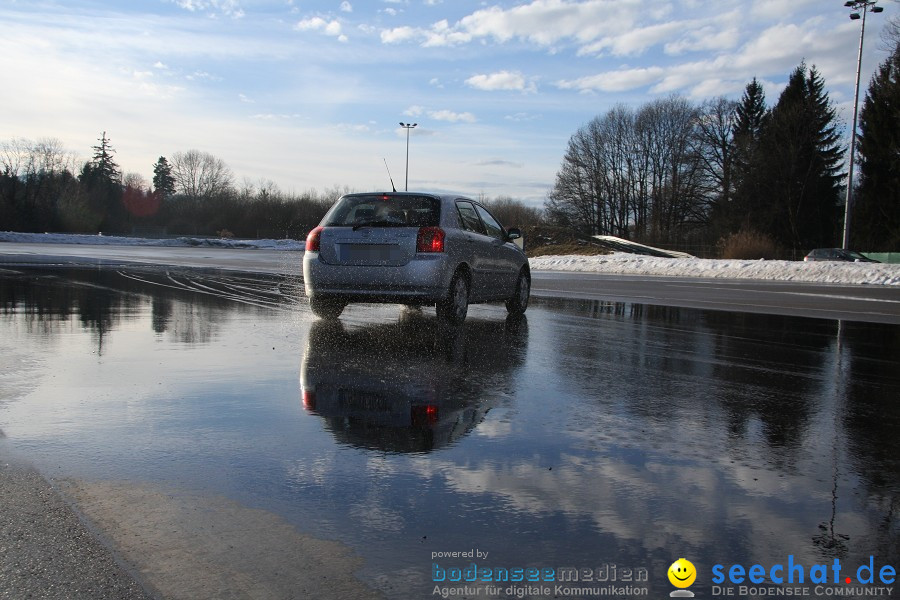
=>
[863,253,900,264]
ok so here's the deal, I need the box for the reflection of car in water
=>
[300,310,528,453]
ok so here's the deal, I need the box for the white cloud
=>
[380,0,639,49]
[293,17,320,30]
[465,70,537,93]
[750,0,820,20]
[170,0,244,19]
[577,22,684,57]
[337,123,371,133]
[476,158,523,168]
[185,70,220,81]
[339,1,352,13]
[428,110,476,123]
[504,112,539,122]
[238,93,253,103]
[380,25,416,43]
[248,113,302,120]
[556,66,666,93]
[456,1,616,46]
[551,5,862,99]
[664,26,740,55]
[403,105,424,117]
[295,16,344,38]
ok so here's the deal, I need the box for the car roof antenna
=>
[383,158,397,193]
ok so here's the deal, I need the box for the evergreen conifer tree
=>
[152,156,177,200]
[727,78,769,233]
[853,41,900,250]
[734,77,767,142]
[749,64,844,254]
[78,132,123,231]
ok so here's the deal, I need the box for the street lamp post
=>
[842,0,883,250]
[399,122,417,191]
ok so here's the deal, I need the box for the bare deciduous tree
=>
[1,137,79,177]
[123,172,148,191]
[481,195,544,228]
[692,97,739,229]
[547,96,706,244]
[170,149,234,201]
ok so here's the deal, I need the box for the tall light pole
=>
[842,0,883,250]
[399,122,417,191]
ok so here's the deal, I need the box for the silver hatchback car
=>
[303,192,530,322]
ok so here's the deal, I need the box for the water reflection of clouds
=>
[406,450,829,564]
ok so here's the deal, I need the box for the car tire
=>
[505,269,530,315]
[309,296,345,319]
[437,272,469,324]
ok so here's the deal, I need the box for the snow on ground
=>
[0,231,305,251]
[529,254,900,286]
[2,231,899,286]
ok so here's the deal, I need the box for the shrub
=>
[718,230,780,259]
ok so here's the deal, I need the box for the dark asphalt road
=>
[1,242,898,323]
[531,271,900,324]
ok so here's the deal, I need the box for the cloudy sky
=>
[1,0,895,205]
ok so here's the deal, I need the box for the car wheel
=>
[506,269,530,315]
[309,296,345,319]
[437,272,469,324]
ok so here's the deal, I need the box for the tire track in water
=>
[117,270,302,312]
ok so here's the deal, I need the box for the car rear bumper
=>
[303,251,453,303]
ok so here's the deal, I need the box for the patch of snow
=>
[529,253,900,286]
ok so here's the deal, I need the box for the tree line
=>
[0,133,537,241]
[0,129,544,242]
[0,133,341,239]
[546,47,900,256]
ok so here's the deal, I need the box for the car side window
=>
[474,204,505,241]
[456,201,487,235]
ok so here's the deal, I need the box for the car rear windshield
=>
[322,194,441,228]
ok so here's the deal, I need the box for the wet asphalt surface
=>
[0,263,899,599]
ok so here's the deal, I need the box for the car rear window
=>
[322,194,441,227]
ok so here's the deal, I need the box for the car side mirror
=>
[506,227,524,250]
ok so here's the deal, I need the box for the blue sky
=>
[1,0,895,206]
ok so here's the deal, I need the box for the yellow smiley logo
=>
[668,558,697,588]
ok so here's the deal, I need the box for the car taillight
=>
[416,226,445,253]
[411,404,439,427]
[306,226,324,251]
